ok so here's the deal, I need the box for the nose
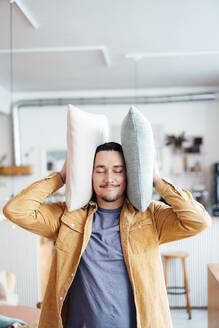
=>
[104,170,114,184]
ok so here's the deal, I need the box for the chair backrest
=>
[6,273,16,293]
[0,305,41,324]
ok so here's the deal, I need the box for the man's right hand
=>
[59,160,67,184]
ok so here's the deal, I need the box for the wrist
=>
[153,175,161,188]
[57,172,64,184]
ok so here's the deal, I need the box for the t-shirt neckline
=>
[97,205,123,213]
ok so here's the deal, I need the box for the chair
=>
[0,272,18,305]
[162,251,192,319]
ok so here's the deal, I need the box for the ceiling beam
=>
[125,50,219,61]
[0,46,111,66]
[10,0,39,29]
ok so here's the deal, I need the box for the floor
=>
[171,309,207,328]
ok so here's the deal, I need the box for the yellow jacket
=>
[3,172,211,328]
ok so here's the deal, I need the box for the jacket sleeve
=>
[2,172,65,241]
[152,177,212,245]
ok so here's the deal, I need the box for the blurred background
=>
[0,1,219,327]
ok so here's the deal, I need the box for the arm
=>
[152,177,212,244]
[151,149,211,244]
[3,172,65,241]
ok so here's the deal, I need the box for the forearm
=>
[3,172,64,224]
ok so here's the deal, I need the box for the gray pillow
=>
[121,106,154,212]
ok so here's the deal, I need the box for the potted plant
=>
[165,132,187,153]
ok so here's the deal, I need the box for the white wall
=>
[1,88,219,212]
[0,86,10,114]
[4,90,218,205]
[0,113,13,165]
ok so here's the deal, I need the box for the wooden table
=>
[208,264,219,328]
[0,305,40,324]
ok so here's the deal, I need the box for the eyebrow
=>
[95,165,125,168]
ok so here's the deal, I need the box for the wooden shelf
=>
[172,171,202,177]
[0,165,33,175]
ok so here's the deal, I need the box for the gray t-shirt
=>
[65,205,137,328]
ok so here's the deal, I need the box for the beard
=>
[100,193,122,203]
[98,185,124,203]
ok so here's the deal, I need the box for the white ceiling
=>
[0,0,219,92]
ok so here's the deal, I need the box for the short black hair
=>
[93,142,125,164]
[95,142,124,155]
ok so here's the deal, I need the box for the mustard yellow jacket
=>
[3,172,211,328]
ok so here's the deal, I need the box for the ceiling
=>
[0,0,219,92]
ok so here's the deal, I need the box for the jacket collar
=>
[84,198,137,215]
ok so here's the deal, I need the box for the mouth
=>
[101,185,119,189]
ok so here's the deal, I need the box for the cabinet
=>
[169,150,208,207]
[170,151,205,180]
[208,265,219,328]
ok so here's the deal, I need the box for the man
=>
[3,142,211,328]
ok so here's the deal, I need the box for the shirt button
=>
[71,273,74,277]
[60,297,63,301]
[71,223,75,227]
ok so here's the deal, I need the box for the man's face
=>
[92,150,126,204]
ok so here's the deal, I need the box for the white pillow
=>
[66,105,110,211]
